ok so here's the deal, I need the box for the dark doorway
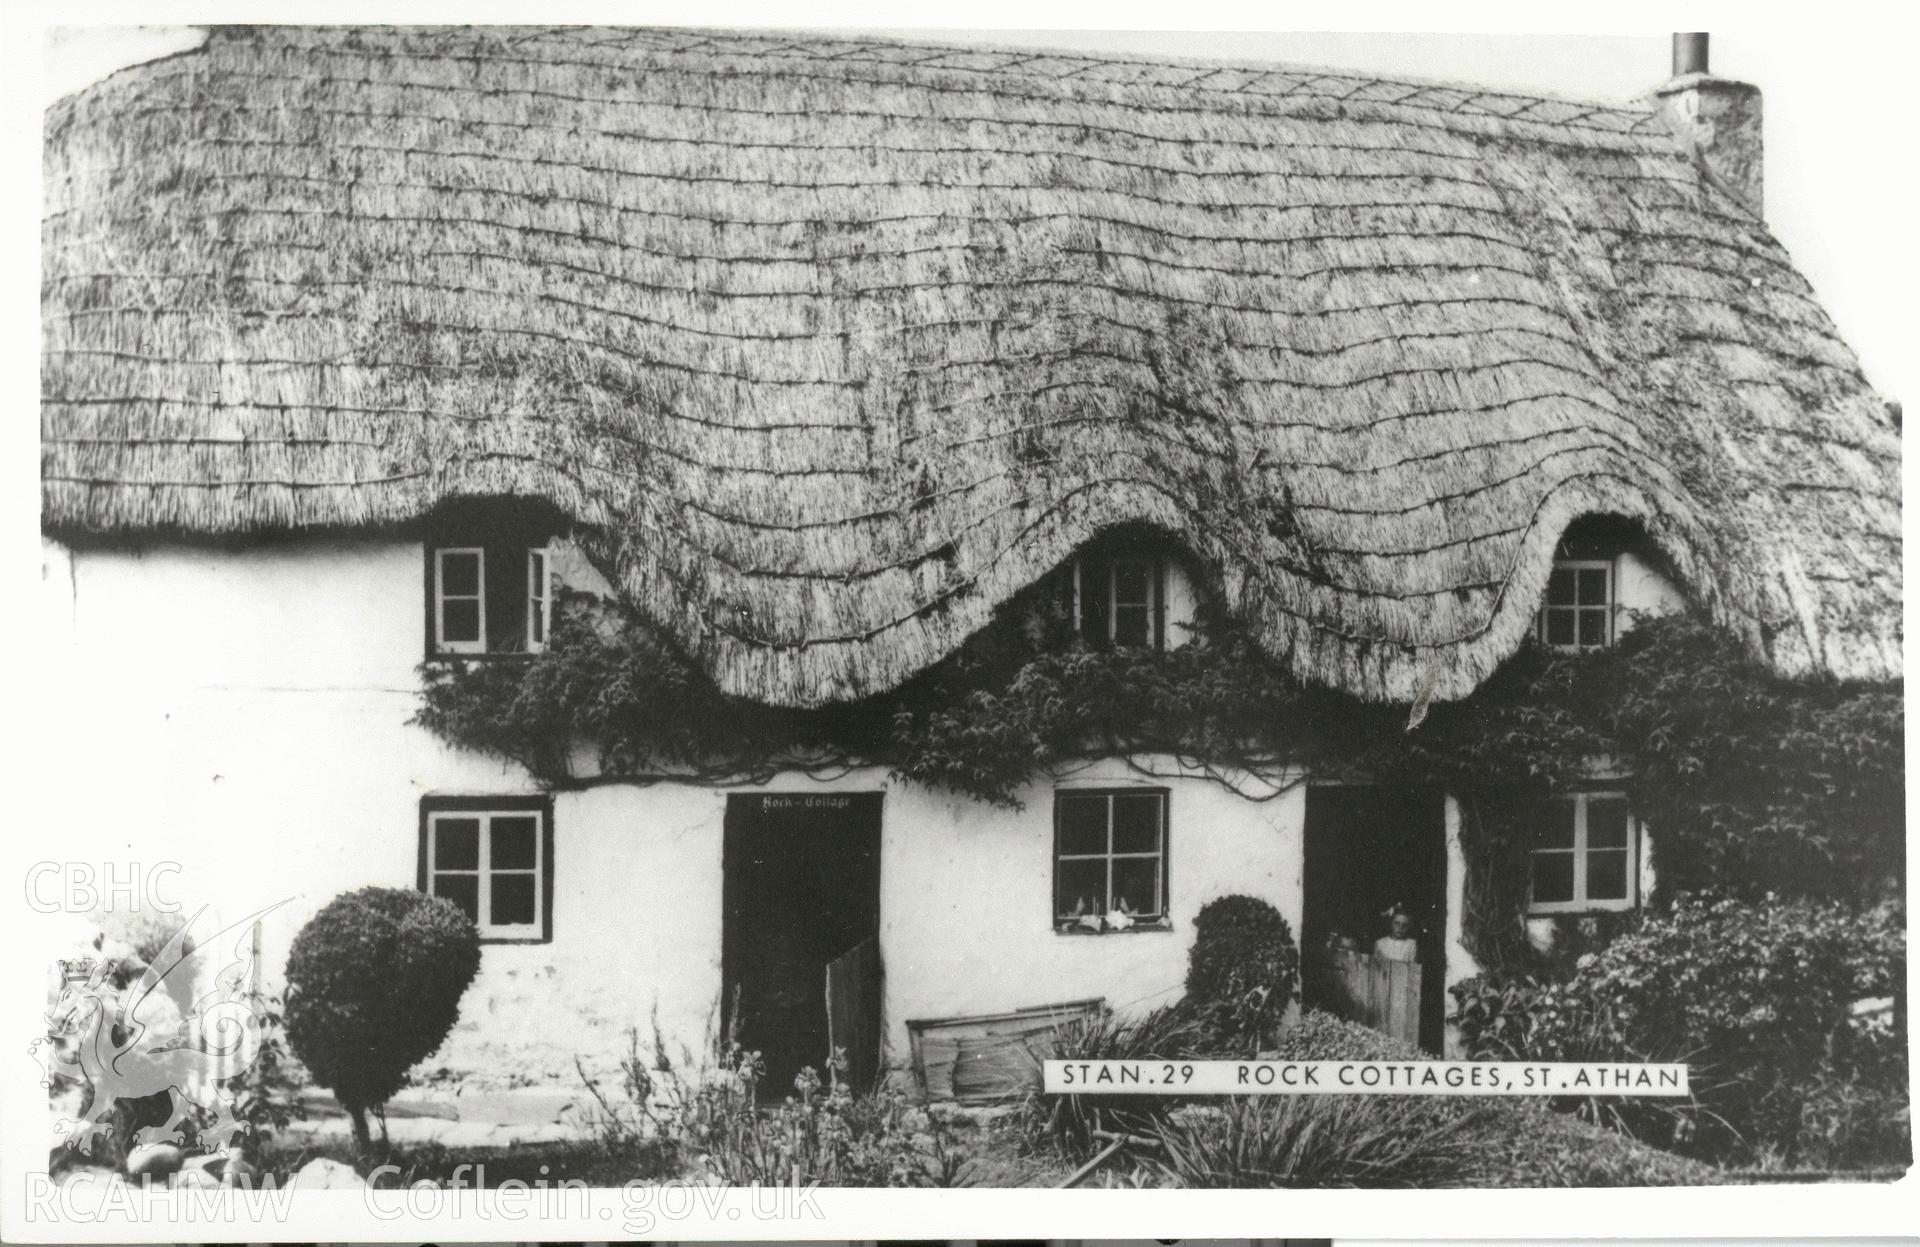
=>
[722,792,884,1093]
[1302,785,1447,1053]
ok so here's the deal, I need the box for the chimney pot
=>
[1673,32,1709,77]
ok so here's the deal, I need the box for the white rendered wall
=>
[40,531,1668,1085]
[876,759,1305,1059]
[1163,560,1201,646]
[37,536,1301,1093]
[1613,549,1687,634]
[1441,795,1474,1057]
[36,535,719,1088]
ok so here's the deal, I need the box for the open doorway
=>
[1302,785,1447,1053]
[722,792,884,1092]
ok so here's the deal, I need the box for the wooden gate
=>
[1325,949,1422,1047]
[824,935,883,1091]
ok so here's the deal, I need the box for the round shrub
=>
[1185,895,1300,1051]
[283,887,481,1149]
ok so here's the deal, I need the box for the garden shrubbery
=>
[576,1030,971,1187]
[1184,895,1300,1054]
[1151,1093,1481,1189]
[1266,1012,1715,1187]
[1022,1002,1207,1153]
[284,887,482,1154]
[1023,894,1300,1154]
[1450,894,1908,1168]
[1059,1010,1713,1188]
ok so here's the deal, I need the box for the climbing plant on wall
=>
[415,591,1902,969]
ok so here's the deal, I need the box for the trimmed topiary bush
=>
[283,887,481,1153]
[1185,895,1300,1052]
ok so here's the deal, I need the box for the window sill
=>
[1528,904,1637,917]
[1054,921,1174,936]
[425,651,540,664]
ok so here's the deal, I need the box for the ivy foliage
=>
[414,592,1902,907]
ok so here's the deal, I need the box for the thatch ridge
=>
[42,25,1901,705]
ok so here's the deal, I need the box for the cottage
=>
[40,28,1900,1096]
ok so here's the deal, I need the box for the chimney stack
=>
[1672,32,1709,77]
[1655,32,1763,218]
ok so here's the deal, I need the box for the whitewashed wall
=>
[35,535,725,1087]
[35,536,1293,1093]
[878,760,1304,1058]
[34,533,1685,1087]
[1615,549,1687,631]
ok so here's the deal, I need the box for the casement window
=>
[419,798,553,942]
[526,549,552,652]
[1054,789,1169,932]
[433,548,488,654]
[1529,792,1639,914]
[427,542,554,657]
[1537,559,1614,651]
[1072,556,1165,650]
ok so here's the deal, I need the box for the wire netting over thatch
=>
[41,26,1901,706]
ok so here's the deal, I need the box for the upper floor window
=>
[425,502,559,658]
[1537,559,1614,651]
[431,546,551,655]
[1071,555,1166,650]
[1529,792,1639,914]
[419,796,553,942]
[526,549,552,651]
[1055,789,1170,932]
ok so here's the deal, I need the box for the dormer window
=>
[526,549,552,652]
[426,502,559,658]
[432,548,488,654]
[1071,554,1166,650]
[1537,559,1614,651]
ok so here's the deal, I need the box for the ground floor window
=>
[1529,791,1639,913]
[418,797,553,942]
[1054,788,1169,931]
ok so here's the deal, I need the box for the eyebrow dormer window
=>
[433,548,488,655]
[425,503,560,659]
[1072,555,1165,650]
[430,545,552,656]
[1537,559,1613,651]
[526,549,552,652]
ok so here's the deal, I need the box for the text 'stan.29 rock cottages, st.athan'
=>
[40,28,1899,1101]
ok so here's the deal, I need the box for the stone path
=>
[279,1087,591,1148]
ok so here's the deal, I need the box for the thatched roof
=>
[42,26,1901,706]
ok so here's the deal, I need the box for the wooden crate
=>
[906,998,1105,1103]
